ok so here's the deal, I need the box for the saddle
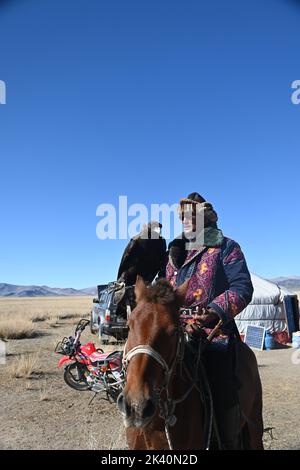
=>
[107,282,136,318]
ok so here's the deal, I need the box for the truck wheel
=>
[99,338,109,346]
[90,311,98,334]
[99,325,110,345]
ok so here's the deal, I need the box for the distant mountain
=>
[78,287,98,296]
[270,276,300,292]
[0,283,97,297]
[2,276,299,297]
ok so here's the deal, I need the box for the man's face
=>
[181,202,205,239]
[181,203,195,236]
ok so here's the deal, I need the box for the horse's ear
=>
[135,275,147,302]
[175,279,190,306]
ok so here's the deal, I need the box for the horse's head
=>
[117,276,188,428]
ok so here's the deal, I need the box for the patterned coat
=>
[166,237,254,326]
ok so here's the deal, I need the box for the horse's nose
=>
[117,392,156,421]
[117,392,131,416]
[140,397,156,419]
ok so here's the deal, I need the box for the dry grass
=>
[0,296,92,335]
[57,312,81,320]
[9,353,39,378]
[0,318,38,339]
[39,379,51,401]
[47,316,60,328]
[31,314,49,323]
[0,296,92,322]
[26,380,33,390]
[0,296,93,383]
[84,416,127,450]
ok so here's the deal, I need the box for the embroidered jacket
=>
[165,237,254,325]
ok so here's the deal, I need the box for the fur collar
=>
[168,227,224,268]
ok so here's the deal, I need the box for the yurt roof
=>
[250,273,293,305]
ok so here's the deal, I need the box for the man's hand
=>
[185,308,220,335]
[193,308,219,327]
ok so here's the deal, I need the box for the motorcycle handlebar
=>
[75,318,90,333]
[73,318,90,349]
[73,331,81,348]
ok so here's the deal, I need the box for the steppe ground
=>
[0,295,299,450]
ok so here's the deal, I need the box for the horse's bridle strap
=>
[123,345,170,373]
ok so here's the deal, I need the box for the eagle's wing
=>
[117,237,140,282]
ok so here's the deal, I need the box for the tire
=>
[99,336,109,346]
[63,362,90,391]
[99,324,110,345]
[90,310,98,334]
[107,386,122,403]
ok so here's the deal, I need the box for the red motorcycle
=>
[55,319,124,403]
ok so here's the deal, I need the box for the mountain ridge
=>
[270,276,300,292]
[1,275,300,297]
[0,283,97,297]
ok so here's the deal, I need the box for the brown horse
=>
[117,276,264,450]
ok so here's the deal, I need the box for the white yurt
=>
[235,274,299,345]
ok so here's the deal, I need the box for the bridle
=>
[122,314,224,450]
[122,325,203,450]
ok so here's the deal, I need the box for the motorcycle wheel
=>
[63,362,90,391]
[107,387,122,403]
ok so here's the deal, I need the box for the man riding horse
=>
[163,191,254,449]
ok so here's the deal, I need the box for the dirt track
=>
[1,316,300,450]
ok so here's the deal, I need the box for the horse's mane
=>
[144,279,178,306]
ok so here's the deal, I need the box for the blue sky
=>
[0,0,299,288]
